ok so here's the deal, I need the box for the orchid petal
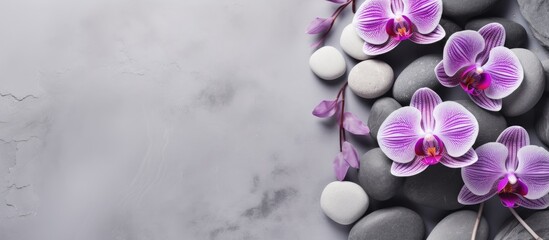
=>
[390,157,429,176]
[462,143,508,195]
[440,148,478,168]
[391,0,405,14]
[410,88,442,132]
[377,107,424,163]
[476,23,506,64]
[307,17,335,34]
[432,101,479,157]
[333,152,350,181]
[402,0,442,34]
[312,100,340,118]
[342,141,360,168]
[468,90,502,111]
[500,193,519,208]
[354,0,393,45]
[516,195,549,209]
[483,47,524,99]
[458,186,496,205]
[515,146,549,200]
[435,61,460,87]
[443,31,485,76]
[408,24,445,44]
[362,38,401,56]
[497,126,530,171]
[343,112,370,135]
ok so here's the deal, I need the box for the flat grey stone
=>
[427,210,489,240]
[456,100,507,147]
[494,210,549,240]
[442,0,500,20]
[393,54,442,104]
[349,207,424,240]
[358,148,403,201]
[517,0,549,49]
[502,49,545,117]
[465,18,527,48]
[439,18,462,44]
[536,98,549,147]
[542,60,549,91]
[403,164,464,210]
[367,97,402,139]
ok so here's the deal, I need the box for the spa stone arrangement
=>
[307,0,549,239]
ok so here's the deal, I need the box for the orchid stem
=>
[338,82,348,151]
[509,208,543,240]
[471,202,484,240]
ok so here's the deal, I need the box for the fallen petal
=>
[312,100,340,118]
[343,112,370,135]
[342,141,360,168]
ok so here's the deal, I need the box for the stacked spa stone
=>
[310,6,548,240]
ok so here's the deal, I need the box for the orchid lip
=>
[459,64,492,95]
[415,134,445,165]
[385,15,413,41]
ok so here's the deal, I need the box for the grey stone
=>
[367,97,402,139]
[349,207,424,240]
[427,210,489,240]
[348,60,394,99]
[542,60,549,91]
[502,49,545,117]
[494,209,549,240]
[442,0,500,19]
[439,18,462,44]
[456,100,507,147]
[358,148,403,201]
[465,18,527,48]
[536,99,549,147]
[517,0,549,49]
[403,164,464,210]
[393,54,443,104]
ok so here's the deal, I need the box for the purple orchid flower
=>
[377,88,479,177]
[459,126,549,209]
[353,0,445,55]
[435,23,524,111]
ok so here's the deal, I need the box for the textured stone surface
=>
[427,210,489,240]
[495,210,549,240]
[348,60,394,99]
[502,48,545,117]
[439,18,463,44]
[340,24,370,60]
[320,181,369,225]
[358,148,403,201]
[543,60,549,91]
[536,99,549,147]
[309,46,347,80]
[517,0,549,49]
[442,0,500,19]
[349,207,425,240]
[367,97,402,139]
[393,54,442,104]
[465,18,527,48]
[456,100,507,147]
[403,164,464,210]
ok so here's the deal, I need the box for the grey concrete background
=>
[0,0,546,239]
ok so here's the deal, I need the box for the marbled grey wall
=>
[0,0,546,240]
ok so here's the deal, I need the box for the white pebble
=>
[309,46,346,80]
[340,24,370,60]
[320,181,369,225]
[348,60,394,99]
